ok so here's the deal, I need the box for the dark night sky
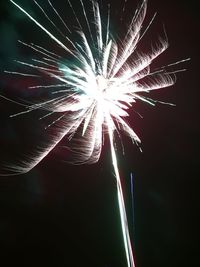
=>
[0,0,199,266]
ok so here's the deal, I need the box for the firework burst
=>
[1,0,189,266]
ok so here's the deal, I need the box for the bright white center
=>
[96,75,108,92]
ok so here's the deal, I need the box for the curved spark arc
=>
[1,0,184,266]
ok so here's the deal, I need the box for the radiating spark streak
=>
[82,103,96,135]
[9,94,68,118]
[145,97,176,106]
[42,58,62,67]
[162,58,191,68]
[47,72,91,94]
[33,0,67,39]
[10,0,74,56]
[93,1,103,51]
[166,69,187,75]
[138,12,157,42]
[9,98,61,118]
[45,113,66,129]
[32,59,58,69]
[79,0,95,47]
[29,84,66,89]
[115,115,141,143]
[103,40,112,77]
[107,42,118,77]
[9,108,35,118]
[30,43,62,59]
[4,70,40,77]
[47,0,71,34]
[18,40,60,61]
[148,69,165,76]
[0,95,30,107]
[106,4,110,46]
[120,0,128,21]
[8,97,63,117]
[51,89,72,94]
[67,0,82,30]
[125,0,147,41]
[78,31,96,72]
[110,1,148,78]
[153,58,191,72]
[14,60,62,74]
[39,111,54,120]
[133,94,156,106]
[123,67,150,85]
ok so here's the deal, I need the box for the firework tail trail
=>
[108,124,135,267]
[130,173,135,232]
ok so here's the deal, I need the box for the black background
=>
[0,0,199,266]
